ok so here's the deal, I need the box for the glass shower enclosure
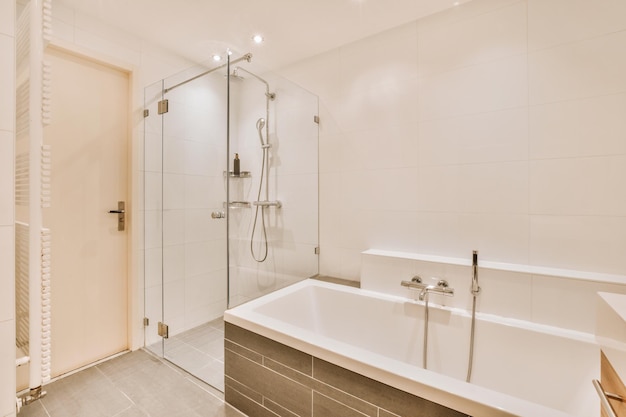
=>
[142,53,319,391]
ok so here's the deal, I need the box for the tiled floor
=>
[148,318,225,392]
[17,349,245,417]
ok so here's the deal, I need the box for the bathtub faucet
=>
[418,280,454,301]
[401,277,454,301]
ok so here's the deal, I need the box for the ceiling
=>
[55,0,462,69]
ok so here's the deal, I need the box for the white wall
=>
[0,0,16,415]
[228,71,319,305]
[279,0,626,282]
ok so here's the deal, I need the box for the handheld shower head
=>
[256,118,268,148]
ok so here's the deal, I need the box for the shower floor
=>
[148,317,225,391]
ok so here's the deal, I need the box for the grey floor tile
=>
[19,350,241,417]
[40,366,133,417]
[193,359,225,391]
[17,400,50,417]
[113,406,150,417]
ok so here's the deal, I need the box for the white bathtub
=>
[224,279,600,417]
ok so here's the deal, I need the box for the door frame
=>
[47,39,143,351]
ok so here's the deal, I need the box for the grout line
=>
[39,400,53,417]
[110,404,135,417]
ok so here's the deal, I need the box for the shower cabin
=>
[142,53,319,390]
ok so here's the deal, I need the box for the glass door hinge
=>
[314,247,320,255]
[143,317,149,327]
[143,109,149,118]
[314,115,320,124]
[158,322,169,338]
[158,99,169,115]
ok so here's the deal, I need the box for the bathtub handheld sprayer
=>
[471,250,480,295]
[467,250,479,383]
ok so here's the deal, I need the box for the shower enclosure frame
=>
[142,51,320,391]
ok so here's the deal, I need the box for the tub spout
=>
[418,280,454,301]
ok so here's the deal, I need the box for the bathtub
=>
[224,279,599,417]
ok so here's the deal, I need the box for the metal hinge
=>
[143,109,149,118]
[314,115,319,124]
[158,322,169,338]
[314,247,320,255]
[143,317,149,327]
[158,99,169,115]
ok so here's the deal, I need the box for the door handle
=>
[108,201,125,231]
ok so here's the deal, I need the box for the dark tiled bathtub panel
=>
[224,323,467,417]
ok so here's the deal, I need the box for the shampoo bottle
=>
[233,153,240,176]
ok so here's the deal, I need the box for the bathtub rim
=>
[224,278,581,417]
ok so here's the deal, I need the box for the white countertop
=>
[597,292,626,380]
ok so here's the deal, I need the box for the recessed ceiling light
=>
[212,54,222,61]
[252,34,264,44]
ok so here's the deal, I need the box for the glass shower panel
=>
[227,65,319,307]
[159,63,229,389]
[143,79,164,358]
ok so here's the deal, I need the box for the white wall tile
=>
[143,131,162,173]
[418,108,528,166]
[163,279,185,334]
[0,35,14,132]
[358,210,421,254]
[51,2,75,26]
[51,15,75,44]
[326,77,419,133]
[361,252,415,296]
[163,244,184,284]
[418,1,527,77]
[184,175,212,209]
[183,140,211,176]
[0,1,14,37]
[476,269,532,320]
[144,247,162,289]
[417,213,530,264]
[163,210,184,246]
[362,123,419,170]
[418,161,528,214]
[531,275,626,333]
[530,215,626,275]
[184,242,218,278]
[528,0,626,51]
[529,93,626,160]
[184,209,216,243]
[0,227,14,322]
[0,320,15,417]
[2,0,16,411]
[339,21,418,93]
[143,210,162,249]
[163,174,184,210]
[163,136,185,174]
[418,55,528,121]
[529,31,626,105]
[0,131,13,225]
[530,156,626,216]
[144,175,162,214]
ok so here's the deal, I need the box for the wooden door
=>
[44,47,129,377]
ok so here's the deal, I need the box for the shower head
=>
[226,67,244,81]
[256,118,268,147]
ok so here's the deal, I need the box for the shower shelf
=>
[224,201,251,208]
[224,171,251,178]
